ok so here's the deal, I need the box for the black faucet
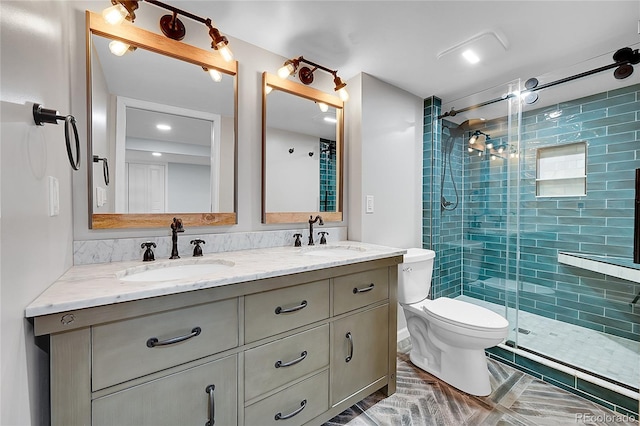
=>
[308,215,324,245]
[141,241,156,262]
[170,218,184,259]
[318,231,328,245]
[191,239,205,257]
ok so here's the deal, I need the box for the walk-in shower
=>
[424,45,640,417]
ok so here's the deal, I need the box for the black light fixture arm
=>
[296,56,338,77]
[438,46,639,119]
[143,0,208,25]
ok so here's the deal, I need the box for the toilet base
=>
[409,344,493,396]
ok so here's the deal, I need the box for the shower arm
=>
[438,47,637,120]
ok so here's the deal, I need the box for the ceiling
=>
[180,1,639,110]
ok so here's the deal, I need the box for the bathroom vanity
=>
[26,242,403,426]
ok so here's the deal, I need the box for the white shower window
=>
[535,141,587,197]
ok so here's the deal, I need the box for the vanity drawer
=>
[244,324,329,401]
[333,268,389,315]
[244,370,329,426]
[244,280,330,343]
[92,298,238,391]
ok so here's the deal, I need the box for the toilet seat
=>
[416,297,509,332]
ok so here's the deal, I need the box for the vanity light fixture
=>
[277,56,349,102]
[317,102,329,112]
[102,0,233,62]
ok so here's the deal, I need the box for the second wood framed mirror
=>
[262,72,344,224]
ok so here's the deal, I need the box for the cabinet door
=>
[331,304,389,405]
[93,355,237,426]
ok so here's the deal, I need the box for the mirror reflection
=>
[88,11,237,229]
[262,73,343,224]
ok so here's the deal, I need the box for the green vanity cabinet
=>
[36,255,401,426]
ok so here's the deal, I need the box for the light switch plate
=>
[48,176,59,216]
[366,195,374,214]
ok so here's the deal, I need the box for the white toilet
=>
[399,248,509,396]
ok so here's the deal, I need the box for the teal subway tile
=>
[514,354,575,387]
[603,326,640,342]
[555,314,605,332]
[608,83,640,97]
[485,346,515,362]
[576,378,639,412]
[581,93,636,112]
[579,312,633,332]
[556,298,604,315]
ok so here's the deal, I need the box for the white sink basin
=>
[302,246,366,257]
[119,260,234,282]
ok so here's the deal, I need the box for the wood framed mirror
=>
[86,11,237,229]
[262,72,344,224]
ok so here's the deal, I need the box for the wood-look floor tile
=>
[323,354,637,426]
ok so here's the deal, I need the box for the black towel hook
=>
[33,103,81,171]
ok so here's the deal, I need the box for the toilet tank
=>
[398,248,435,304]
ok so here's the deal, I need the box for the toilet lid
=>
[423,298,509,330]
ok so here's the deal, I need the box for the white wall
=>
[0,2,76,424]
[167,163,211,212]
[266,127,320,212]
[346,73,423,248]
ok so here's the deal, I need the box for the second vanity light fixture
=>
[277,56,349,102]
[102,0,233,69]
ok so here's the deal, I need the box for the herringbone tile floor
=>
[324,353,638,426]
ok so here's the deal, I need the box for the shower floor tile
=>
[457,294,640,389]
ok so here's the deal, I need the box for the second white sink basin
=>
[119,260,234,282]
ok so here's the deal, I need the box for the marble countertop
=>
[26,241,406,318]
[558,252,640,283]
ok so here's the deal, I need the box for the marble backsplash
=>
[74,226,348,265]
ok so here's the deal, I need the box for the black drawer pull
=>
[275,399,307,421]
[275,351,308,368]
[205,384,215,426]
[275,300,307,314]
[345,332,354,362]
[146,326,201,348]
[353,283,375,294]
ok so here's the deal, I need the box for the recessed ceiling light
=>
[156,124,171,131]
[152,152,162,157]
[462,49,480,64]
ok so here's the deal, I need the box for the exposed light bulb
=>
[491,154,496,160]
[207,68,222,82]
[102,4,128,25]
[265,85,273,95]
[469,135,477,144]
[317,102,329,112]
[497,146,504,153]
[486,142,493,149]
[337,87,349,102]
[468,147,474,153]
[217,44,233,62]
[109,40,131,56]
[278,63,295,79]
